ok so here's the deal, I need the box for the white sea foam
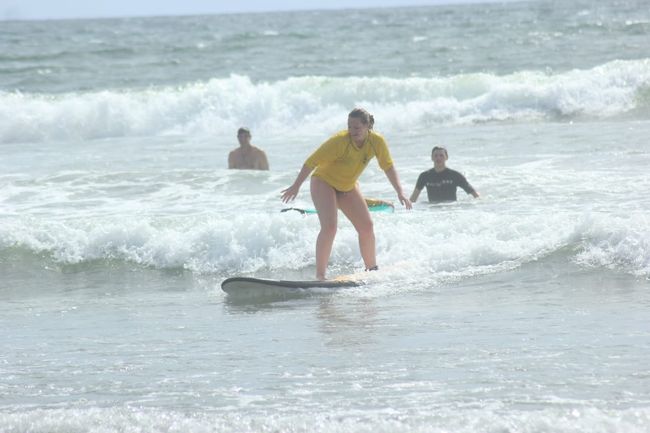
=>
[1,59,648,144]
[2,207,648,279]
[574,213,650,278]
[1,406,649,433]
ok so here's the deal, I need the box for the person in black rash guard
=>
[409,146,480,203]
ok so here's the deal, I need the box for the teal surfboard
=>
[282,198,394,215]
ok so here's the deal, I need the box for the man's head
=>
[431,146,448,169]
[237,127,251,146]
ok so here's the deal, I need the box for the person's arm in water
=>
[228,151,236,169]
[281,164,313,203]
[409,172,426,203]
[257,150,270,170]
[456,171,480,198]
[384,166,412,209]
[409,186,422,203]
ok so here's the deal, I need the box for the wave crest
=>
[1,59,649,144]
[2,209,648,279]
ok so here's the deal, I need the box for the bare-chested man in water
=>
[228,127,269,170]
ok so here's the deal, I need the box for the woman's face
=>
[348,117,369,144]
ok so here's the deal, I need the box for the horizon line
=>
[1,0,524,23]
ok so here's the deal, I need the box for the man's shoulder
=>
[445,168,465,177]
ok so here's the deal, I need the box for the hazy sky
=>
[1,0,485,21]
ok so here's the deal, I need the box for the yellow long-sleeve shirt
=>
[305,130,394,192]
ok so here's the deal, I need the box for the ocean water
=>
[1,0,650,432]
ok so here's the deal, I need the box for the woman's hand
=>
[281,184,300,203]
[384,166,412,210]
[281,164,313,203]
[397,192,412,210]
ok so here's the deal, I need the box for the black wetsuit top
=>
[415,168,476,202]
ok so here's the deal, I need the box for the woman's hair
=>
[348,108,375,129]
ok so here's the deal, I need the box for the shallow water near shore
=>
[2,0,650,431]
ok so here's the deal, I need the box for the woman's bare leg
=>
[337,185,376,270]
[310,177,338,280]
